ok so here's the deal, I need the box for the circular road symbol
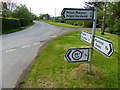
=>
[72,50,82,60]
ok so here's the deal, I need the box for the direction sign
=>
[61,8,94,20]
[80,31,92,44]
[80,31,114,57]
[65,48,89,62]
[94,36,114,57]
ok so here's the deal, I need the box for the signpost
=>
[61,8,94,20]
[80,31,114,57]
[62,7,114,74]
[94,36,114,57]
[65,48,89,62]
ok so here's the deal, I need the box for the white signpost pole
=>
[88,7,98,74]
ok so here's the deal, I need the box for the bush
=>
[83,21,93,28]
[19,18,33,27]
[2,17,21,33]
[107,19,120,35]
[1,17,33,34]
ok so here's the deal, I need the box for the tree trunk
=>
[101,2,107,35]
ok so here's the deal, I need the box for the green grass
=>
[1,22,34,34]
[21,31,118,88]
[43,20,83,28]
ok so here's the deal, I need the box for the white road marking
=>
[21,45,30,48]
[5,42,41,53]
[5,49,16,53]
[33,42,40,45]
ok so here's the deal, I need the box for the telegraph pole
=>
[55,7,56,19]
[30,7,31,13]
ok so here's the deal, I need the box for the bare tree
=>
[6,0,17,11]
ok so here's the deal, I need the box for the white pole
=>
[88,6,98,74]
[55,7,56,18]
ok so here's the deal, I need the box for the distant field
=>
[43,21,83,28]
[21,31,118,88]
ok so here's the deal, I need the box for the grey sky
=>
[17,0,85,17]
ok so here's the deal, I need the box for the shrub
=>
[19,18,33,27]
[83,21,93,28]
[2,17,21,33]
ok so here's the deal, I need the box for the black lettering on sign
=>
[66,15,75,17]
[66,11,75,14]
[82,33,86,36]
[76,11,87,14]
[95,39,104,45]
[82,36,87,40]
[95,43,101,49]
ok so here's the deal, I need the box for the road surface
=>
[1,21,95,88]
[2,21,60,88]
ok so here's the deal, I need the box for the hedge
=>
[2,17,21,33]
[19,18,33,27]
[53,19,93,28]
[2,17,33,34]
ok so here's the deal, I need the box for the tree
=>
[1,1,8,17]
[1,0,17,17]
[12,4,32,20]
[106,2,120,35]
[39,14,50,19]
[101,2,107,35]
[84,1,107,34]
[6,0,17,11]
[31,13,38,20]
[84,1,104,9]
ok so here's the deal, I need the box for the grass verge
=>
[43,20,83,28]
[21,31,118,88]
[2,22,34,34]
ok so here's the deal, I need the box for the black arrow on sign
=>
[61,10,65,19]
[65,49,72,62]
[107,44,113,57]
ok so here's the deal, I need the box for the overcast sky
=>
[17,0,86,17]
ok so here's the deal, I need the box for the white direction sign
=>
[94,36,114,57]
[61,8,94,20]
[80,31,114,57]
[80,31,92,44]
[65,48,89,62]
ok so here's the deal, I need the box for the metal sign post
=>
[88,7,98,74]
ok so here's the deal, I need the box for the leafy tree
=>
[31,13,38,20]
[39,14,50,19]
[12,4,32,20]
[106,2,120,35]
